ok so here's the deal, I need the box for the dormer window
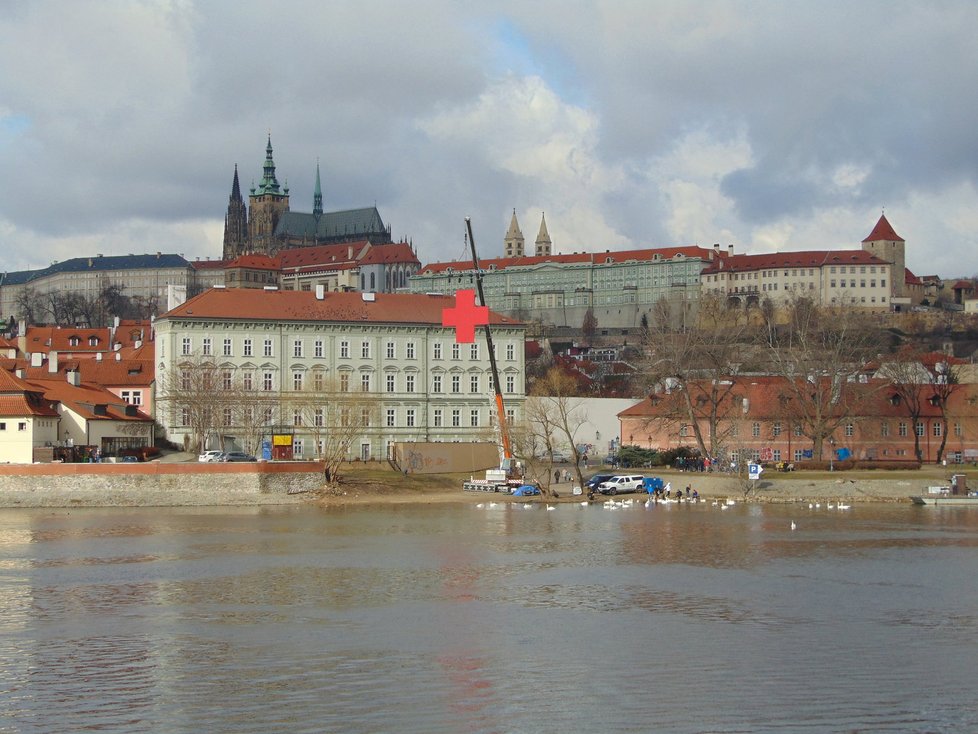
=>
[68,336,80,347]
[88,336,99,346]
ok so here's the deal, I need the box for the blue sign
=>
[802,449,813,459]
[261,440,272,461]
[748,463,763,480]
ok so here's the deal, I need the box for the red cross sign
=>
[442,289,489,343]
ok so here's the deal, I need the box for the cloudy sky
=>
[1,1,976,277]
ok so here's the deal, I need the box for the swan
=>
[522,503,533,509]
[579,500,589,507]
[726,498,736,505]
[790,521,797,530]
[489,502,497,508]
[837,502,851,510]
[826,503,835,509]
[546,505,556,511]
[476,503,484,509]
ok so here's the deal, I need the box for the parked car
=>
[512,484,542,496]
[220,451,257,462]
[596,474,645,495]
[198,450,224,463]
[585,473,615,492]
[118,446,161,462]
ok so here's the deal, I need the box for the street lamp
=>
[829,438,835,472]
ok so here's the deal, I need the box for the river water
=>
[0,500,976,733]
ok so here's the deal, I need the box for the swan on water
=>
[790,521,797,530]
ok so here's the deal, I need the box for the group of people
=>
[674,456,713,472]
[553,469,574,483]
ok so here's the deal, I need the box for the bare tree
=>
[512,367,591,496]
[641,293,756,460]
[765,297,885,460]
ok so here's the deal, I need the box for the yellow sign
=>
[272,435,293,446]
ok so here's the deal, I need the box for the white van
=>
[596,475,645,495]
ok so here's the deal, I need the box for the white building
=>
[154,287,526,460]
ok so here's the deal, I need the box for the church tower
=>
[534,212,552,257]
[222,165,248,260]
[312,162,323,218]
[503,209,525,258]
[861,213,905,299]
[248,136,290,255]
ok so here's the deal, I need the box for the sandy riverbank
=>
[315,465,976,507]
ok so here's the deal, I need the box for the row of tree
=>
[640,294,960,464]
[14,283,161,328]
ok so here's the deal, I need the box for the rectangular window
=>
[340,340,350,359]
[433,375,442,393]
[182,337,192,356]
[452,375,460,393]
[899,421,908,437]
[386,409,396,427]
[243,338,253,357]
[406,342,415,359]
[772,422,782,437]
[361,408,371,427]
[263,372,273,391]
[223,338,233,357]
[752,422,761,437]
[386,374,396,392]
[361,341,371,359]
[263,338,273,358]
[794,449,805,462]
[433,342,442,360]
[315,339,324,358]
[361,374,371,392]
[222,370,233,390]
[933,422,942,437]
[313,372,324,391]
[293,372,303,391]
[915,422,925,437]
[406,409,416,428]
[470,343,479,360]
[340,373,350,392]
[386,341,396,359]
[315,408,324,427]
[451,409,461,427]
[845,423,854,437]
[180,408,190,427]
[470,375,480,393]
[954,422,962,437]
[506,376,515,394]
[18,422,27,431]
[293,339,303,358]
[406,374,415,393]
[506,343,515,360]
[772,449,781,462]
[881,422,889,437]
[293,409,303,427]
[470,409,479,427]
[341,408,350,427]
[433,408,443,427]
[243,371,253,391]
[452,343,460,360]
[202,337,212,356]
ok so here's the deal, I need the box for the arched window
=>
[370,272,375,291]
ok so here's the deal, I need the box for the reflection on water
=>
[0,503,976,733]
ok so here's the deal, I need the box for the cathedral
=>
[222,137,394,260]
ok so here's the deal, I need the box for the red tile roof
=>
[358,242,420,266]
[701,249,888,274]
[862,214,903,243]
[419,246,717,274]
[191,259,228,270]
[161,288,522,327]
[22,326,112,353]
[29,379,152,422]
[226,254,279,270]
[278,241,370,270]
[905,268,922,286]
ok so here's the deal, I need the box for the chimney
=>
[315,284,325,300]
[48,351,58,373]
[30,352,43,368]
[67,371,80,386]
[115,352,121,361]
[15,368,24,379]
[728,244,734,255]
[96,352,103,361]
[348,246,353,259]
[134,340,142,349]
[742,397,749,414]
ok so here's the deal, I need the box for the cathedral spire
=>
[222,164,248,260]
[504,208,525,258]
[535,212,552,256]
[255,134,282,195]
[313,161,323,217]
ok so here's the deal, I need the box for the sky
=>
[1,1,977,278]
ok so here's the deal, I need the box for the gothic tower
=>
[535,212,552,257]
[312,161,323,218]
[504,209,524,258]
[248,136,290,256]
[222,165,248,260]
[861,213,905,299]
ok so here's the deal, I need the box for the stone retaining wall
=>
[0,461,326,507]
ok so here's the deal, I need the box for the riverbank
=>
[316,465,976,507]
[0,456,971,508]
